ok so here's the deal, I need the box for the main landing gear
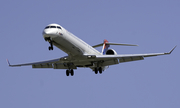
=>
[94,67,103,74]
[66,69,74,76]
[45,37,53,50]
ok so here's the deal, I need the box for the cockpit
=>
[43,24,63,40]
[45,26,62,29]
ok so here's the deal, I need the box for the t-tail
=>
[102,39,110,55]
[92,39,138,55]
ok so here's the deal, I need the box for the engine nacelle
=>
[105,49,117,55]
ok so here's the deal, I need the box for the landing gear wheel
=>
[66,70,69,76]
[70,69,74,76]
[99,67,102,74]
[49,46,53,50]
[95,68,98,74]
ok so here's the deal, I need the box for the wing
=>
[93,46,176,65]
[7,58,60,68]
[7,46,176,69]
[7,56,78,69]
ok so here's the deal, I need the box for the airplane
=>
[7,23,176,76]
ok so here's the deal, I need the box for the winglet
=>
[6,59,11,66]
[165,45,177,54]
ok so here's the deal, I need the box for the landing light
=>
[60,57,68,61]
[87,55,96,59]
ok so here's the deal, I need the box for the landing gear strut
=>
[48,39,53,50]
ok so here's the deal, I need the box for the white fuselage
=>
[8,23,174,75]
[43,24,101,57]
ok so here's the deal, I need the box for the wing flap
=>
[53,63,77,69]
[119,56,144,63]
[32,63,53,68]
[101,59,119,66]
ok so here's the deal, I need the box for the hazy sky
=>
[1,0,179,108]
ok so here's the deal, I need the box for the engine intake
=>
[106,49,117,55]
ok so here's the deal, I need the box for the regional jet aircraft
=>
[7,23,176,76]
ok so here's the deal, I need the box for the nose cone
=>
[42,29,57,38]
[43,29,52,35]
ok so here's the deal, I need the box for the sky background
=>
[0,0,179,108]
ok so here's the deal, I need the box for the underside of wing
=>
[91,46,177,66]
[7,57,91,69]
[7,58,60,68]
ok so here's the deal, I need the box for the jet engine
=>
[105,49,117,55]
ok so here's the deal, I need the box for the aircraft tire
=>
[99,67,102,74]
[48,46,53,50]
[95,68,98,74]
[70,69,74,76]
[66,70,69,76]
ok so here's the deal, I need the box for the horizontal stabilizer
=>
[106,43,138,46]
[92,42,138,48]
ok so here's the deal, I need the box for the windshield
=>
[50,26,56,28]
[45,26,61,29]
[57,26,61,29]
[45,26,49,29]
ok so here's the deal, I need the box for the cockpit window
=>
[50,26,56,28]
[57,26,61,29]
[45,26,49,29]
[45,26,61,29]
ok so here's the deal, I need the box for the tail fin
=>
[101,39,110,55]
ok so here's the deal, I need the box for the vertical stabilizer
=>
[101,39,110,55]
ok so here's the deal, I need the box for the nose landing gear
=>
[48,44,53,50]
[48,39,53,50]
[45,37,54,50]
